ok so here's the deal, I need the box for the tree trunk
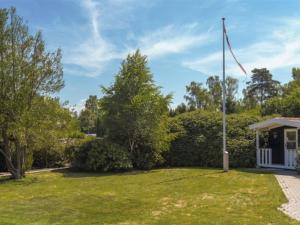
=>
[0,129,19,178]
[14,138,23,179]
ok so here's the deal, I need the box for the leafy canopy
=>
[101,50,172,169]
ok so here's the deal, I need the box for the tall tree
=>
[24,97,79,169]
[79,95,99,134]
[169,103,188,117]
[101,50,172,169]
[184,81,209,110]
[0,8,64,178]
[206,76,222,111]
[225,76,239,113]
[292,67,300,80]
[243,68,280,107]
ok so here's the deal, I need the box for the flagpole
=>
[222,17,229,172]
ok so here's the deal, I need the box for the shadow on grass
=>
[52,168,158,178]
[54,167,227,185]
[0,176,41,185]
[236,168,300,179]
[152,170,224,185]
[236,168,275,175]
[0,176,12,184]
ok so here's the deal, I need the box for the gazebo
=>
[249,117,300,170]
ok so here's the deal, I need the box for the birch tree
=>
[0,8,64,179]
[101,50,172,169]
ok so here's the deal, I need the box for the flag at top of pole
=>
[222,18,247,172]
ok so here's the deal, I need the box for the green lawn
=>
[0,168,299,225]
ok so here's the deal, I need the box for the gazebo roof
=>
[249,117,300,130]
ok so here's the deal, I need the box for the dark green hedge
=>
[164,111,261,168]
[71,138,133,172]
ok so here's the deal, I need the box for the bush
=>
[72,139,132,171]
[164,110,261,168]
[32,147,65,168]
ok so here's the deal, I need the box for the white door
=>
[284,129,298,169]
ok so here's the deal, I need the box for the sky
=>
[2,0,300,112]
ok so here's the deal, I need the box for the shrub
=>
[164,110,261,168]
[72,139,132,171]
[32,147,65,168]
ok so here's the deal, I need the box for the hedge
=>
[71,138,132,172]
[164,111,261,168]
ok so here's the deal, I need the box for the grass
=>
[0,168,299,225]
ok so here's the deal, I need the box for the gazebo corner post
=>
[256,129,260,168]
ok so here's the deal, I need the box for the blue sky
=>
[2,0,300,111]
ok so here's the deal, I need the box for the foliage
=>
[225,76,239,113]
[292,67,300,80]
[263,69,300,117]
[0,8,64,178]
[206,75,222,111]
[71,139,132,171]
[184,76,238,113]
[169,103,188,117]
[184,81,209,110]
[23,97,80,168]
[101,50,172,169]
[262,88,300,117]
[78,95,102,134]
[243,68,281,107]
[164,110,261,168]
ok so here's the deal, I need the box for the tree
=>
[169,103,188,117]
[263,68,300,117]
[78,95,98,134]
[243,68,280,107]
[284,68,300,92]
[78,95,105,135]
[184,81,209,110]
[206,76,222,111]
[225,76,239,113]
[0,8,64,178]
[79,109,96,134]
[263,87,300,117]
[292,67,300,80]
[24,97,80,168]
[101,50,172,169]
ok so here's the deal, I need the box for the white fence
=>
[258,148,272,166]
[257,148,297,169]
[285,149,297,169]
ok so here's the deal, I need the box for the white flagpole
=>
[222,18,229,172]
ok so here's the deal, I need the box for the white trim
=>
[284,129,298,169]
[249,117,300,130]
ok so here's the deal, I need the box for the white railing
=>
[258,148,272,166]
[285,149,297,169]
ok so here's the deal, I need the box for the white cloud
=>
[130,24,212,59]
[63,0,213,77]
[182,18,300,78]
[64,0,124,77]
[69,98,86,114]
